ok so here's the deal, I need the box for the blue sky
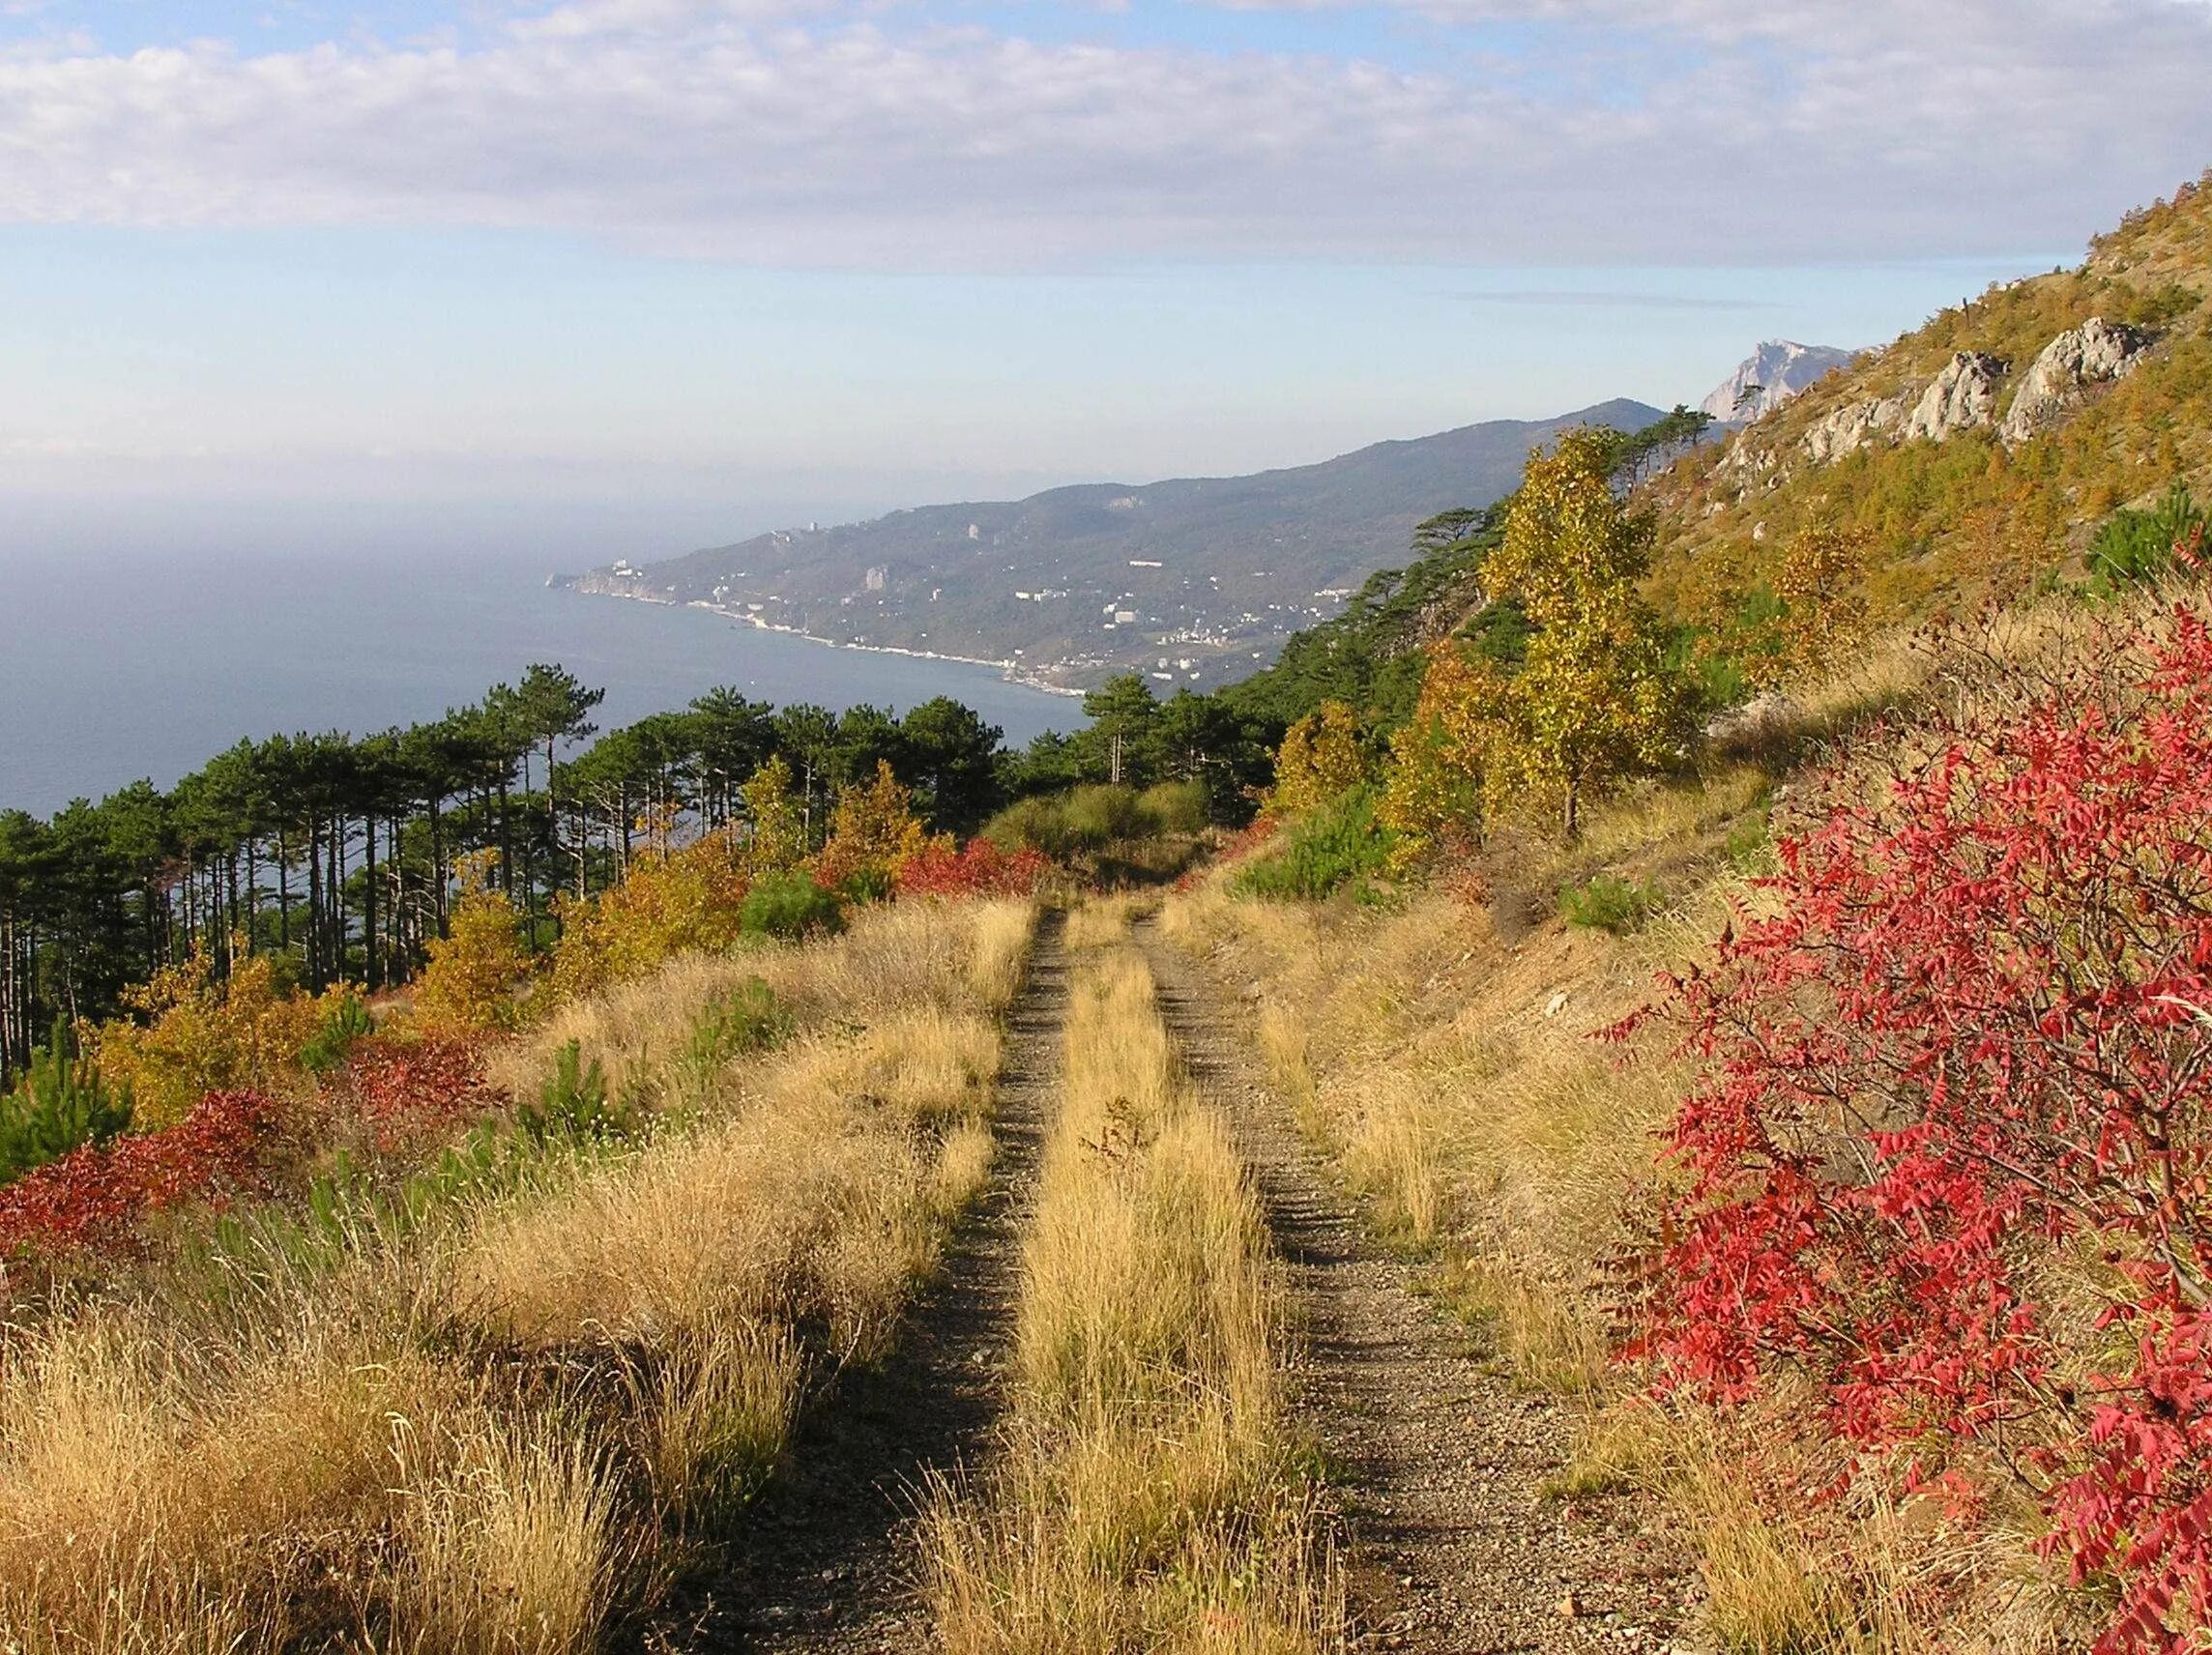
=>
[4,0,2211,554]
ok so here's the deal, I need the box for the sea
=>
[0,542,1081,819]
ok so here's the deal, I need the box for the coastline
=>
[568,585,1088,700]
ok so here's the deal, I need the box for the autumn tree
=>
[815,760,929,894]
[415,853,529,1035]
[1771,525,1871,683]
[740,756,806,878]
[546,829,748,1005]
[1377,647,1518,861]
[1482,429,1692,839]
[1268,700,1367,816]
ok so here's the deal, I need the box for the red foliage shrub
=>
[1630,607,2212,1652]
[895,836,1052,899]
[0,1088,286,1255]
[338,1035,497,1152]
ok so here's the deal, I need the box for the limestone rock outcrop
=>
[1904,352,2006,444]
[1999,318,2152,444]
[1802,395,1908,465]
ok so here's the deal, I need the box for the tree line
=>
[0,662,1284,1082]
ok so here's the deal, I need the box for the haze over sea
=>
[0,526,1077,818]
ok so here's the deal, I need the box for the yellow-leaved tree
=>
[1268,699,1368,816]
[815,760,929,895]
[1377,646,1519,864]
[1772,525,1871,685]
[546,829,750,1005]
[415,851,531,1035]
[87,940,332,1126]
[741,755,807,877]
[1481,429,1693,839]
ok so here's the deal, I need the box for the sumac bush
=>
[338,1035,495,1152]
[895,836,1052,899]
[0,1088,285,1255]
[1630,605,2212,1652]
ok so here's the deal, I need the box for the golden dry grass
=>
[390,1404,625,1655]
[0,897,1034,1654]
[1165,874,1677,1392]
[491,897,1034,1105]
[922,932,1338,1653]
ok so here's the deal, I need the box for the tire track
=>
[671,908,1067,1654]
[1135,916,1700,1655]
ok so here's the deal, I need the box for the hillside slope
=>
[1650,176,2212,627]
[570,399,1664,692]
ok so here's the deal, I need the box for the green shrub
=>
[1060,783,1150,847]
[1557,873,1662,935]
[0,1022,132,1184]
[298,992,375,1074]
[741,873,846,941]
[837,863,895,906]
[986,783,1164,857]
[2086,482,2206,595]
[681,977,793,1089]
[1137,779,1209,834]
[981,794,1065,856]
[520,1040,628,1144]
[1234,787,1396,902]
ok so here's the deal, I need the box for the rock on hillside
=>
[1998,318,2154,444]
[1721,313,2170,489]
[1700,341,1857,424]
[1648,170,2212,623]
[1905,352,2008,444]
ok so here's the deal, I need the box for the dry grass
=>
[1060,892,1148,951]
[492,897,1034,1105]
[391,1404,624,1655]
[452,1029,990,1359]
[0,897,1034,1654]
[1165,865,1980,1635]
[1165,874,1677,1392]
[923,932,1339,1653]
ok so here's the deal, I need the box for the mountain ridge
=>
[570,397,1667,693]
[1699,339,1857,424]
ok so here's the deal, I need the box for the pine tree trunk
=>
[306,817,323,990]
[364,814,379,991]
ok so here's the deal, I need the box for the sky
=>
[5,0,2212,555]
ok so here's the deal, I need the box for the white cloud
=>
[0,0,2206,266]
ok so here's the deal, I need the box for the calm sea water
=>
[0,544,1079,817]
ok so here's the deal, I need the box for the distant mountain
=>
[571,398,1667,694]
[1700,341,1857,425]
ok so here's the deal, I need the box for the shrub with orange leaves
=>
[334,1034,498,1153]
[0,1087,285,1256]
[894,835,1052,899]
[816,760,930,897]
